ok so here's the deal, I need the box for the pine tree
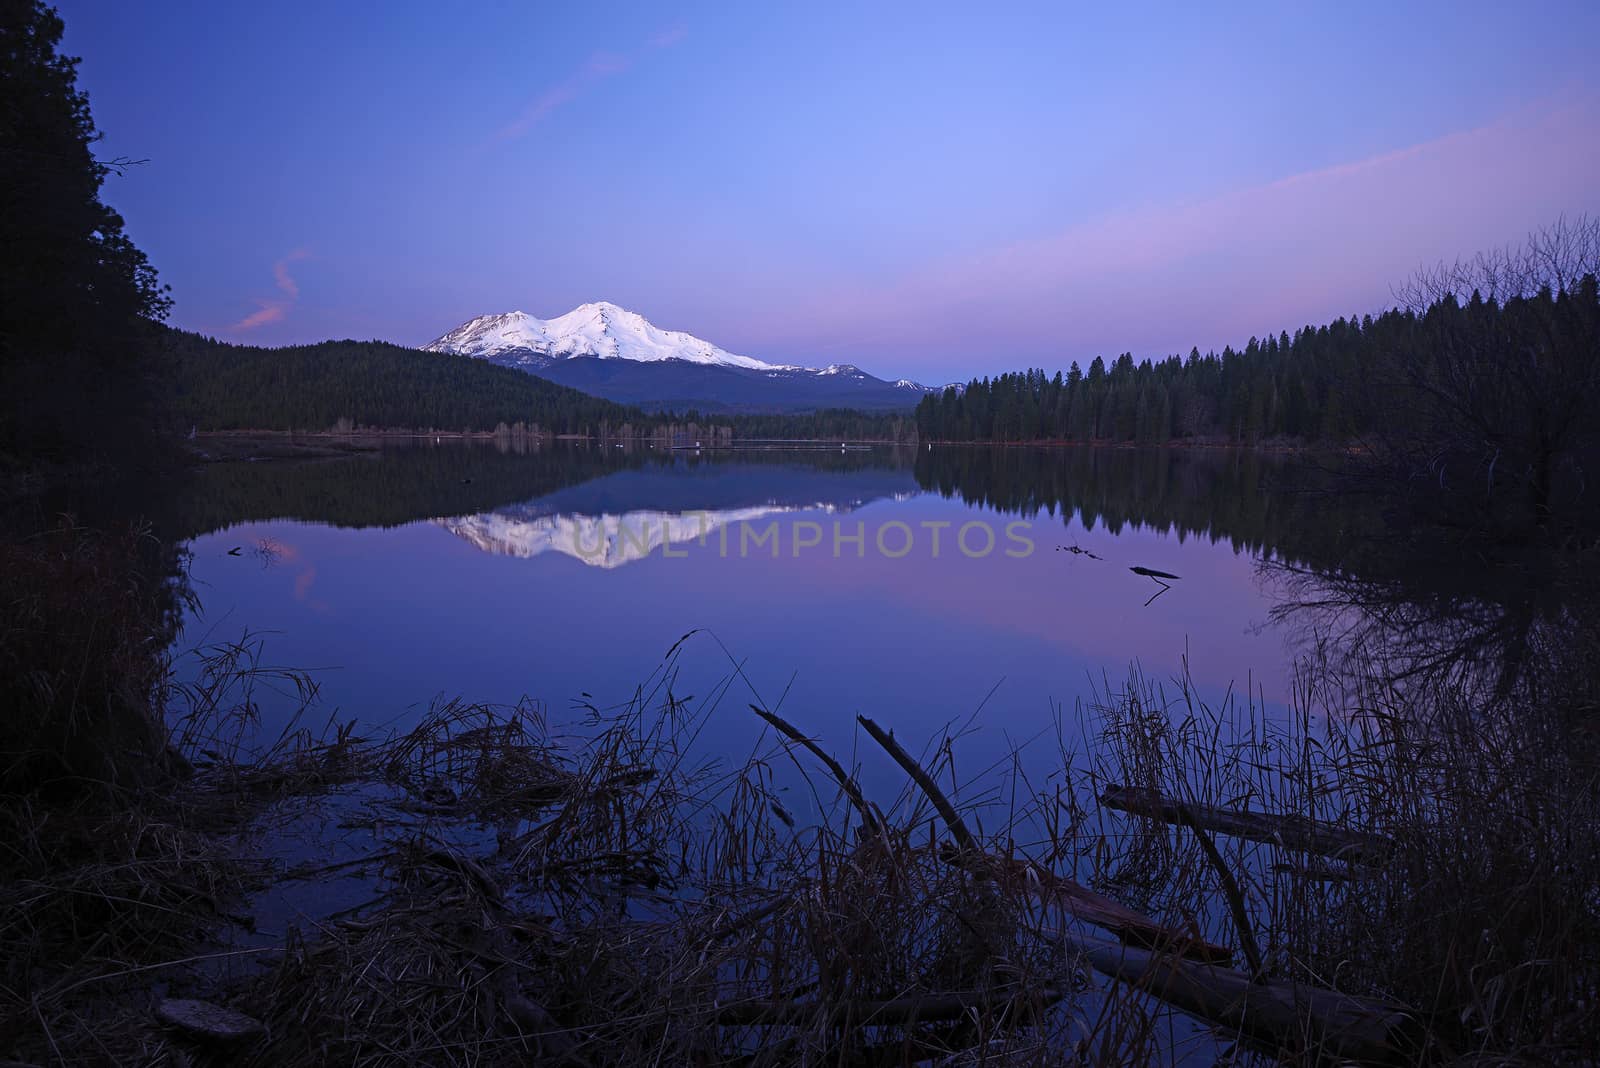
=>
[1,0,172,460]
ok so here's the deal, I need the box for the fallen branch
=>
[858,718,1230,966]
[857,716,977,856]
[1100,785,1392,864]
[857,715,1013,971]
[1063,932,1421,1064]
[976,851,1233,966]
[1168,804,1265,980]
[1130,565,1180,606]
[752,705,881,836]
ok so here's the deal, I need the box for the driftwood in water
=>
[976,851,1234,966]
[1063,932,1420,1065]
[753,705,882,837]
[1129,566,1181,605]
[855,715,1231,965]
[845,717,1412,1061]
[1173,802,1266,979]
[1100,785,1393,864]
[714,985,1064,1026]
[857,716,980,856]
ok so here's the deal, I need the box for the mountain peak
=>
[425,302,791,371]
[568,300,624,322]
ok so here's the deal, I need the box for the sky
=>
[57,0,1600,383]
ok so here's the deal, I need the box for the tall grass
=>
[1079,654,1600,1063]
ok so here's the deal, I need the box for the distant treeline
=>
[168,330,913,441]
[915,281,1599,448]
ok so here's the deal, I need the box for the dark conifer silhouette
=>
[1,0,172,461]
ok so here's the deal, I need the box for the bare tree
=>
[1396,214,1600,307]
[1368,218,1600,537]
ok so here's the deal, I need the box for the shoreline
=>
[191,428,1342,459]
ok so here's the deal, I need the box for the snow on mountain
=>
[437,491,918,569]
[425,303,943,386]
[424,302,795,372]
[437,504,808,569]
[423,302,950,411]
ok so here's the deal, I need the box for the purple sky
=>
[58,2,1600,382]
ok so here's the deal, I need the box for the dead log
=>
[1063,932,1421,1065]
[1099,785,1393,864]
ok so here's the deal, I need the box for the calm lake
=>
[173,442,1317,803]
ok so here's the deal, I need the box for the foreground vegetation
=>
[4,622,1596,1065]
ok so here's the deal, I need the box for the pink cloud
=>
[231,301,287,330]
[228,248,313,333]
[272,248,311,299]
[759,90,1600,369]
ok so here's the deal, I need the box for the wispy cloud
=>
[648,26,687,49]
[231,301,287,331]
[229,248,312,333]
[272,251,308,299]
[494,28,686,142]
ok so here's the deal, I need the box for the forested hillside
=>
[168,330,661,435]
[915,279,1599,450]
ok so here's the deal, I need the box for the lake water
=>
[174,442,1312,806]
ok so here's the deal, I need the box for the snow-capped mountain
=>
[425,302,790,372]
[424,302,936,414]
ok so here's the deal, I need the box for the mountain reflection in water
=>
[171,441,1360,776]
